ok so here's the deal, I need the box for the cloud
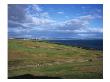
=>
[57,12,64,14]
[74,27,103,33]
[8,4,26,22]
[31,5,42,12]
[25,5,42,16]
[8,5,103,39]
[8,4,56,28]
[78,15,95,20]
[25,15,56,26]
[55,16,92,31]
[40,12,50,18]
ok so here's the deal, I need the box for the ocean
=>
[47,39,103,50]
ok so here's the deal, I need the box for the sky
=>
[8,4,103,39]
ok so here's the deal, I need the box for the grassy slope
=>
[8,39,103,79]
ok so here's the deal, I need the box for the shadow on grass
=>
[8,74,62,79]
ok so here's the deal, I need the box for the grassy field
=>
[8,39,103,79]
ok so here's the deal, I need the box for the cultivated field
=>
[8,39,103,79]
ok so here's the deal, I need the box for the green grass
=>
[8,39,103,79]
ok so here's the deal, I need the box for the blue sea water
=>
[47,39,103,50]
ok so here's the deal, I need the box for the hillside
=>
[8,39,103,79]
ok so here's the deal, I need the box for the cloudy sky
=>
[8,4,103,39]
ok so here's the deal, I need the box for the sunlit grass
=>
[8,39,103,79]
